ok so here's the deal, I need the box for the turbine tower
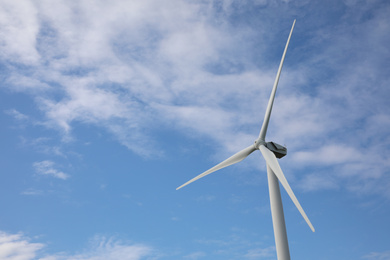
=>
[176,20,314,260]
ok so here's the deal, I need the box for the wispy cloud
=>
[0,230,277,260]
[183,251,206,260]
[1,0,389,198]
[43,235,155,260]
[0,231,44,260]
[244,246,275,259]
[0,0,40,65]
[21,188,44,196]
[196,195,216,202]
[4,109,29,121]
[297,173,339,192]
[195,232,275,259]
[33,160,69,180]
[292,145,364,165]
[20,137,65,157]
[0,0,264,156]
[362,250,390,260]
[0,232,156,260]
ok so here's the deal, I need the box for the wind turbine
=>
[176,20,314,260]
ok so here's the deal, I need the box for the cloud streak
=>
[0,231,44,260]
[0,0,389,197]
[0,232,156,260]
[33,160,69,180]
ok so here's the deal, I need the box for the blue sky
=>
[1,0,390,259]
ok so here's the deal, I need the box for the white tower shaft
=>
[267,165,290,260]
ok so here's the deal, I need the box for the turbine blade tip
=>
[176,183,188,190]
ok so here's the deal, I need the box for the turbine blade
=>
[176,145,256,190]
[259,145,315,232]
[257,19,296,142]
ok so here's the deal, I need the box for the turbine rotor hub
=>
[254,139,266,149]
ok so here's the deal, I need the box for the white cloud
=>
[292,145,364,165]
[183,251,206,260]
[40,84,129,133]
[362,250,390,260]
[196,195,216,202]
[0,232,156,260]
[195,233,276,259]
[0,231,277,260]
[297,173,339,192]
[244,246,275,259]
[33,160,69,180]
[1,0,265,157]
[0,0,40,64]
[0,231,44,260]
[1,0,390,198]
[44,236,155,260]
[21,188,44,196]
[5,109,29,121]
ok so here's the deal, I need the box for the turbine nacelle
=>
[254,140,287,159]
[265,141,287,159]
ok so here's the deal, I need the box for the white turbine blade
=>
[176,145,256,190]
[257,19,296,142]
[259,145,315,232]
